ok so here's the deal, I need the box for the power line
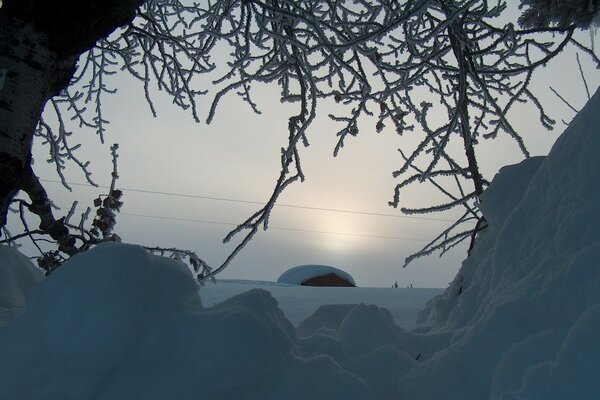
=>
[40,179,457,222]
[52,205,429,242]
[119,211,429,242]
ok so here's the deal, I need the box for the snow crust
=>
[0,246,44,325]
[1,88,599,399]
[200,279,440,326]
[0,243,371,400]
[277,264,356,285]
[400,87,600,398]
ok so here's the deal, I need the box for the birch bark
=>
[0,17,76,226]
[0,0,143,230]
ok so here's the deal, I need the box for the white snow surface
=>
[0,246,44,326]
[200,279,440,326]
[1,88,599,399]
[277,264,356,286]
[0,243,371,400]
[402,87,600,399]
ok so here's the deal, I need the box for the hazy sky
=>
[18,17,600,287]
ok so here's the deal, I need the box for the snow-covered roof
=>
[277,264,356,286]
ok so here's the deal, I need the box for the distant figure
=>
[410,284,413,288]
[393,281,399,288]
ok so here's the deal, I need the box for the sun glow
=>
[315,215,366,253]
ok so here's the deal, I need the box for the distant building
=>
[277,264,357,287]
[301,272,355,287]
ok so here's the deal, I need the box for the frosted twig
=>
[549,86,579,114]
[576,53,591,100]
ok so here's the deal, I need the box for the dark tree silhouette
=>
[0,1,144,253]
[519,0,600,28]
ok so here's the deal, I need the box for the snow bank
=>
[0,243,371,400]
[0,246,44,326]
[201,280,441,326]
[293,302,434,400]
[396,88,600,398]
[277,264,356,286]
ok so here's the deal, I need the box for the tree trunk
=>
[0,0,144,231]
[0,16,77,227]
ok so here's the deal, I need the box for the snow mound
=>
[396,88,600,398]
[201,280,441,326]
[297,304,359,337]
[0,246,44,326]
[277,264,356,286]
[0,243,371,400]
[295,303,426,399]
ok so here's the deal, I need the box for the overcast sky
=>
[16,18,600,288]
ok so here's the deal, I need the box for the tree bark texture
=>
[0,17,72,227]
[2,0,144,58]
[0,0,144,229]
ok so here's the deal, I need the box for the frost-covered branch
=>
[11,0,598,277]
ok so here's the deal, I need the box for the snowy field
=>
[200,279,442,326]
[1,88,600,399]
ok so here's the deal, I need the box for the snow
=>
[0,243,371,400]
[0,246,44,326]
[396,86,600,398]
[200,279,441,326]
[0,88,599,398]
[277,264,356,286]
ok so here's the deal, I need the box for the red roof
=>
[300,273,356,287]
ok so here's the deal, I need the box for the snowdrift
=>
[0,244,371,400]
[0,89,599,399]
[0,246,44,325]
[400,88,600,398]
[200,280,440,326]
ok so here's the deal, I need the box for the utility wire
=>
[34,177,459,242]
[40,179,457,223]
[118,211,429,242]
